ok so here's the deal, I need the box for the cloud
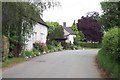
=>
[43,0,104,26]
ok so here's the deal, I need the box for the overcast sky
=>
[43,0,104,26]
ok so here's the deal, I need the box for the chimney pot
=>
[63,22,66,27]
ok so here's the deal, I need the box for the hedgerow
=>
[97,28,120,79]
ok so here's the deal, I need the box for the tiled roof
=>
[23,15,48,28]
[62,26,76,35]
[38,18,49,28]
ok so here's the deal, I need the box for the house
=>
[25,17,48,52]
[62,22,76,44]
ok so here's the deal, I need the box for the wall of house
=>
[33,23,48,43]
[64,29,69,36]
[25,23,48,51]
[68,35,76,44]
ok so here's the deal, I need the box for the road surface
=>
[3,50,102,78]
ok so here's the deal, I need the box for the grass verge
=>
[97,49,120,80]
[2,57,26,68]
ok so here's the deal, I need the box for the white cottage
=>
[25,18,48,51]
[62,22,76,44]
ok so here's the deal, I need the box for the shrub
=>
[102,28,119,62]
[97,28,120,79]
[47,45,55,52]
[24,51,33,58]
[32,48,40,56]
[33,43,44,52]
[97,49,120,79]
[57,42,63,51]
[63,43,72,49]
[78,42,101,48]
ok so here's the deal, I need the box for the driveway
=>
[3,49,102,78]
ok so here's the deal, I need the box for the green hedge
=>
[97,28,120,79]
[102,28,119,62]
[78,42,101,48]
[97,50,120,79]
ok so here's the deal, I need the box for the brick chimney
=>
[63,22,66,27]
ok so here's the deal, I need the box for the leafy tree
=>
[33,0,61,15]
[77,12,104,42]
[46,22,64,46]
[71,20,85,43]
[49,26,64,40]
[99,1,120,30]
[2,1,60,57]
[46,22,60,35]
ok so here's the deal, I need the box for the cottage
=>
[25,17,48,52]
[62,22,76,44]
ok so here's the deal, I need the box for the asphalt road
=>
[2,49,102,78]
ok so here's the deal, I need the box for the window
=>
[32,32,37,42]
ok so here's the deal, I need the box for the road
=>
[2,49,102,78]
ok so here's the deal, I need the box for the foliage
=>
[71,20,85,45]
[46,22,60,34]
[46,22,64,41]
[2,2,40,56]
[97,27,120,79]
[33,0,61,15]
[78,42,101,48]
[2,1,61,57]
[57,42,63,51]
[102,28,119,62]
[24,50,33,58]
[47,45,55,52]
[46,22,63,48]
[77,12,104,42]
[48,26,64,40]
[33,43,44,53]
[99,2,120,31]
[97,49,120,79]
[32,48,40,56]
[63,43,72,50]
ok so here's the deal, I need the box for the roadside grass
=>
[2,57,26,68]
[97,50,120,79]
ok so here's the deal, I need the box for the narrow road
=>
[3,49,102,78]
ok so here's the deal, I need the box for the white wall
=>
[68,35,76,44]
[33,23,48,43]
[25,23,48,50]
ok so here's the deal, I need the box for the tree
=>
[46,22,60,35]
[46,22,64,41]
[33,0,61,15]
[2,1,60,57]
[99,1,120,30]
[71,20,84,45]
[50,26,64,40]
[77,12,103,42]
[2,2,40,56]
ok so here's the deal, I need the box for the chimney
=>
[63,22,66,27]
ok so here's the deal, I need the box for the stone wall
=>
[2,35,9,60]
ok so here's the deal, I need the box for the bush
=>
[63,43,72,49]
[97,28,120,79]
[78,42,101,48]
[33,43,44,52]
[97,49,120,79]
[23,51,33,58]
[32,48,40,56]
[102,28,119,62]
[47,45,55,52]
[57,42,63,51]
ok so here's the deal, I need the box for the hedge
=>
[102,28,119,62]
[97,28,120,79]
[78,42,101,48]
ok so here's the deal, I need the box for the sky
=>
[43,0,104,26]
